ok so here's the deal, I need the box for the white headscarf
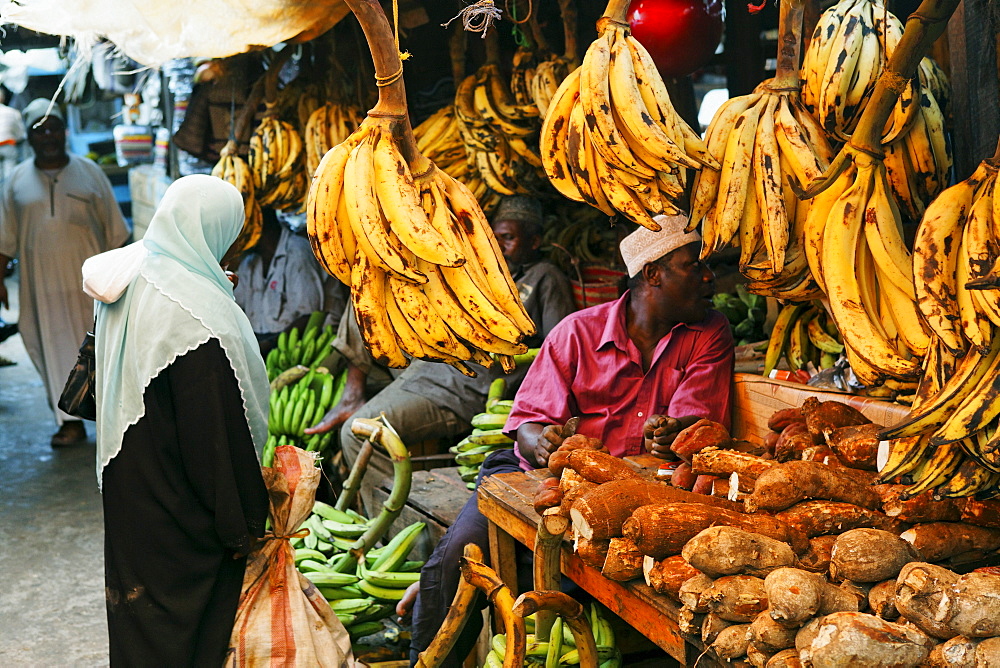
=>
[91,174,269,484]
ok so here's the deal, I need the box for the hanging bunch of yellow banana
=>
[249,105,309,211]
[305,102,365,176]
[877,150,1000,499]
[308,0,533,373]
[880,58,952,221]
[691,0,831,300]
[212,140,264,256]
[540,0,718,231]
[529,0,578,117]
[798,0,962,388]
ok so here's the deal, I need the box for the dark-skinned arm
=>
[304,363,368,434]
[516,422,568,469]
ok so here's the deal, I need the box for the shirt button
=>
[637,411,643,417]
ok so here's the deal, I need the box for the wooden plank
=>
[947,0,1000,179]
[488,521,520,599]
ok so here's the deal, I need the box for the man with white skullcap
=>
[405,213,734,667]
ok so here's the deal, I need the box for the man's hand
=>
[516,421,576,469]
[643,415,685,460]
[536,424,566,467]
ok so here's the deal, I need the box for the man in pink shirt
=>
[404,215,734,666]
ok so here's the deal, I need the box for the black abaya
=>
[102,338,269,667]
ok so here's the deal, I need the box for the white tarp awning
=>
[0,0,350,67]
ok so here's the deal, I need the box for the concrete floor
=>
[0,275,109,666]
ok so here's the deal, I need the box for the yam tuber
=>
[976,637,1000,667]
[794,617,822,653]
[670,461,697,490]
[798,535,837,573]
[801,397,871,443]
[768,408,805,432]
[867,579,899,620]
[900,522,1000,562]
[745,460,881,513]
[936,571,1000,638]
[566,449,640,484]
[678,572,715,613]
[548,434,605,476]
[641,554,700,600]
[876,485,961,523]
[775,500,906,538]
[573,535,610,569]
[895,562,960,639]
[691,448,777,480]
[830,528,919,582]
[702,612,732,645]
[670,418,733,463]
[677,605,704,637]
[691,474,719,496]
[775,432,815,463]
[602,536,644,582]
[532,478,564,513]
[927,635,979,668]
[622,502,808,559]
[569,478,740,541]
[765,649,802,668]
[711,622,753,660]
[702,575,769,623]
[558,480,596,518]
[816,582,861,615]
[681,526,797,578]
[837,581,871,612]
[826,423,882,470]
[764,567,826,628]
[747,642,775,667]
[803,612,931,667]
[957,498,1000,529]
[749,610,798,653]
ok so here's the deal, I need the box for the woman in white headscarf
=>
[87,175,270,666]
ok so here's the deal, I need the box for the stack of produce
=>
[263,366,344,464]
[307,0,533,373]
[211,140,263,257]
[762,302,845,377]
[485,603,622,668]
[453,378,516,488]
[539,0,718,231]
[304,101,365,176]
[528,0,578,118]
[249,105,309,211]
[690,0,831,300]
[714,285,769,347]
[295,503,426,637]
[264,311,337,381]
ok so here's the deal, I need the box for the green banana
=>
[298,559,330,573]
[346,621,383,638]
[322,519,369,538]
[468,429,515,446]
[559,649,579,665]
[270,364,311,392]
[356,578,409,601]
[294,547,328,563]
[288,326,300,352]
[334,612,357,626]
[763,303,808,376]
[303,570,360,587]
[329,598,376,614]
[546,617,563,668]
[471,412,509,430]
[488,399,514,414]
[486,377,506,409]
[277,330,288,353]
[491,633,507,659]
[359,559,421,588]
[806,313,845,353]
[371,522,425,572]
[318,585,366,600]
[485,650,503,668]
[399,560,425,572]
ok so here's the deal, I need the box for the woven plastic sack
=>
[226,445,353,667]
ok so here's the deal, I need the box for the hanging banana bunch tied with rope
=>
[305,102,365,176]
[529,0,579,117]
[539,0,719,231]
[212,139,264,257]
[308,0,534,374]
[690,0,832,301]
[796,0,962,387]
[800,0,952,221]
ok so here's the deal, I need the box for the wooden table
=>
[477,461,716,667]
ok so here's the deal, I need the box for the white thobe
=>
[0,155,129,425]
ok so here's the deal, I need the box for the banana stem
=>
[485,26,501,65]
[335,438,373,512]
[415,544,485,668]
[773,0,806,88]
[333,416,413,573]
[601,0,632,23]
[449,24,467,87]
[532,508,569,641]
[513,591,600,668]
[231,76,266,147]
[461,558,527,668]
[263,48,293,107]
[849,0,961,152]
[557,0,579,63]
[342,0,408,116]
[527,4,549,52]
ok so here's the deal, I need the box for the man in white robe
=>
[0,99,129,446]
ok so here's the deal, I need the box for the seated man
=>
[306,195,576,482]
[232,208,347,355]
[405,214,735,666]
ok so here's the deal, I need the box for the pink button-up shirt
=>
[506,292,734,470]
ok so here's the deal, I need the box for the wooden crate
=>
[731,372,911,444]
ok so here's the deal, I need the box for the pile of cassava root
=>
[531,398,1000,667]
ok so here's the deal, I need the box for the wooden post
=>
[946,0,1000,179]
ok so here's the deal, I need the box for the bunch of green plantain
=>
[293,501,426,637]
[453,378,516,489]
[263,366,347,465]
[763,302,845,377]
[265,311,337,381]
[484,602,623,668]
[712,285,768,346]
